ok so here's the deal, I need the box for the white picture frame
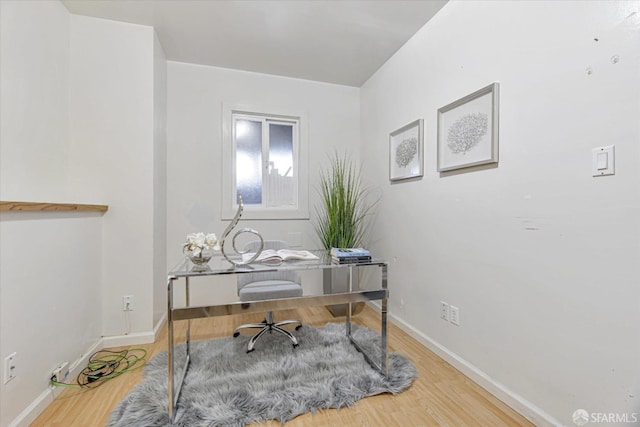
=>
[389,119,424,181]
[437,83,500,172]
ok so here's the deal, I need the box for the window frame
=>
[222,103,309,220]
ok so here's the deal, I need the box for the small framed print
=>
[389,119,423,181]
[437,82,499,172]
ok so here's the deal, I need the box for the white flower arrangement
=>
[183,232,219,257]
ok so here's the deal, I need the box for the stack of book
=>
[330,247,372,264]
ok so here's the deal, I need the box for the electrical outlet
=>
[440,301,450,321]
[450,305,460,326]
[123,295,134,311]
[51,361,69,383]
[4,352,16,384]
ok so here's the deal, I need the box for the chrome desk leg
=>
[167,275,192,423]
[186,277,191,359]
[381,263,388,377]
[346,264,388,378]
[167,276,175,422]
[346,265,353,335]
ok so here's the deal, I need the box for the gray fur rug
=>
[108,322,416,426]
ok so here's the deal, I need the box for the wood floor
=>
[32,306,534,426]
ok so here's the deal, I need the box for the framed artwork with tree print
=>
[389,119,423,181]
[437,83,499,172]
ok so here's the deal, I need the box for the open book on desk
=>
[242,249,319,264]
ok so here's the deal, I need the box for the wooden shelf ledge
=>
[0,201,109,213]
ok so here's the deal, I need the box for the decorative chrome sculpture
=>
[220,196,264,266]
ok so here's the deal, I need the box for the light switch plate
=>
[592,145,615,176]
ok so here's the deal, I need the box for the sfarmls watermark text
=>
[573,409,638,425]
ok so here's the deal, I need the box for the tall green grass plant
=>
[315,152,378,249]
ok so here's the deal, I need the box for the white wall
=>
[360,1,640,425]
[1,5,166,425]
[69,15,160,337]
[166,62,360,268]
[3,1,638,425]
[0,2,103,426]
[153,33,168,327]
[0,0,70,200]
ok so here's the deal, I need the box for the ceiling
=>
[62,0,448,87]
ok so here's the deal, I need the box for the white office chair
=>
[232,240,303,353]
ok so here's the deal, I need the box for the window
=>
[222,104,309,220]
[234,114,297,207]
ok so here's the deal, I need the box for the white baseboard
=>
[8,338,104,427]
[8,389,54,427]
[101,312,167,348]
[153,312,168,340]
[101,331,155,348]
[365,301,561,427]
[9,315,168,427]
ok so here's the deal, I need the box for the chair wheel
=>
[293,343,299,349]
[295,325,302,331]
[233,332,240,338]
[247,348,254,353]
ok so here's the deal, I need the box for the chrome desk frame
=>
[166,254,388,422]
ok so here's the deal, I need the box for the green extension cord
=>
[50,348,147,389]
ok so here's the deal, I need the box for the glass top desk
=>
[166,250,388,422]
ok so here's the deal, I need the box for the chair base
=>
[233,312,302,353]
